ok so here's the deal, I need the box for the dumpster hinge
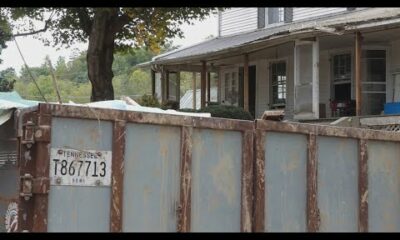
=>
[20,173,50,201]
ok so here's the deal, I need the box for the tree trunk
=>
[87,9,118,102]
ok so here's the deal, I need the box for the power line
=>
[13,38,48,102]
[47,58,63,103]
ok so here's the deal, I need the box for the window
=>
[224,73,230,102]
[332,53,352,101]
[223,71,239,105]
[270,61,286,107]
[231,72,238,104]
[266,8,292,25]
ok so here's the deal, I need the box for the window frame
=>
[265,8,292,26]
[269,60,287,108]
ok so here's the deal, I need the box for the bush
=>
[161,100,179,110]
[178,108,198,113]
[137,94,160,108]
[178,104,254,120]
[201,105,254,120]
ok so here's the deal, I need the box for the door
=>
[361,50,386,115]
[239,65,256,118]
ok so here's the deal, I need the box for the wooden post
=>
[161,69,166,103]
[166,70,170,101]
[151,69,156,97]
[355,32,362,116]
[207,72,211,104]
[201,61,206,108]
[244,54,249,111]
[176,72,181,108]
[192,72,197,109]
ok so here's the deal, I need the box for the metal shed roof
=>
[139,8,400,67]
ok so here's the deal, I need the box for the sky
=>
[0,13,218,74]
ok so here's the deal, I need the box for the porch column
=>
[151,69,156,97]
[166,70,170,101]
[192,72,197,109]
[161,69,166,103]
[207,72,211,104]
[355,31,362,116]
[176,72,181,107]
[201,61,207,108]
[244,54,249,111]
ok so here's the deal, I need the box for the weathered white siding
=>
[293,8,347,22]
[219,8,258,36]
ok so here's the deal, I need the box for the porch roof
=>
[138,8,400,68]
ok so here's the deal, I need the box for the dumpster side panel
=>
[264,132,307,232]
[368,141,400,232]
[0,118,19,232]
[317,136,358,232]
[190,129,242,232]
[122,123,181,232]
[0,169,18,232]
[47,117,112,232]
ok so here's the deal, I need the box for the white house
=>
[140,8,400,120]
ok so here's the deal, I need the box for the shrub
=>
[200,105,253,120]
[161,100,179,110]
[137,94,160,108]
[178,104,253,120]
[178,108,198,113]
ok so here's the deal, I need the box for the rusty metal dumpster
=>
[254,119,400,232]
[2,102,400,232]
[1,103,253,232]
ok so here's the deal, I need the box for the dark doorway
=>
[239,65,257,118]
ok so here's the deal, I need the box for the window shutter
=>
[284,8,293,23]
[257,8,265,29]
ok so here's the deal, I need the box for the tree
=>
[0,14,12,64]
[4,8,219,101]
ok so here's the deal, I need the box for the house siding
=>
[220,8,258,36]
[293,8,348,22]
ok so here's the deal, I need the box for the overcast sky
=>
[0,13,218,74]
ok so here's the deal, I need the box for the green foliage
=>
[2,7,223,100]
[0,15,12,64]
[11,46,163,102]
[0,68,17,92]
[179,104,254,120]
[178,108,197,113]
[161,100,179,110]
[3,8,220,53]
[137,94,160,108]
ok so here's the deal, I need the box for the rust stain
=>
[307,133,320,232]
[240,130,253,232]
[253,130,265,232]
[110,120,126,232]
[358,139,368,232]
[177,127,193,232]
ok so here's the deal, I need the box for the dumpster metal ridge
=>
[38,103,254,131]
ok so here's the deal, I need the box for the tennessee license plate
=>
[50,148,112,187]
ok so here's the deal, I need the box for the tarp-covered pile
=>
[0,91,210,126]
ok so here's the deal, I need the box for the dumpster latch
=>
[20,173,50,201]
[21,121,35,148]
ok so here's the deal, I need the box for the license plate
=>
[50,148,112,187]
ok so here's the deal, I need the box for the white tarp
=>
[0,91,210,127]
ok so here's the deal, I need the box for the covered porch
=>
[139,8,400,120]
